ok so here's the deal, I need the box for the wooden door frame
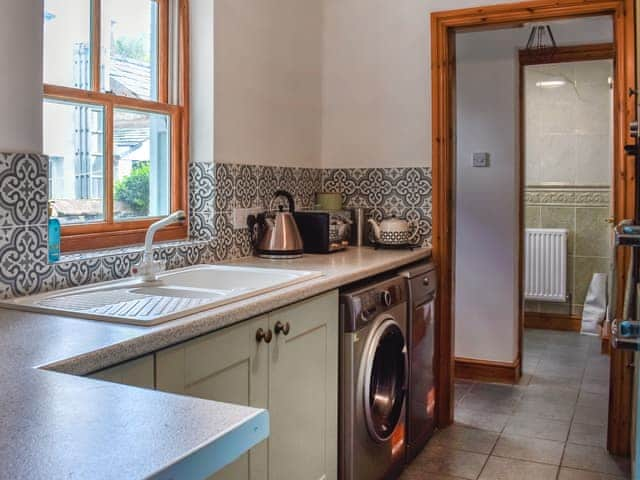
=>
[431,0,636,456]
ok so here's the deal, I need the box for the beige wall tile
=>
[575,207,611,257]
[573,256,609,307]
[540,206,575,254]
[525,206,541,228]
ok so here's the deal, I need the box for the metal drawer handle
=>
[274,321,290,336]
[423,277,430,286]
[256,328,273,343]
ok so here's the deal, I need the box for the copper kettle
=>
[248,190,304,259]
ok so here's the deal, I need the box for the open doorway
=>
[429,0,636,472]
[521,48,614,337]
[439,18,628,477]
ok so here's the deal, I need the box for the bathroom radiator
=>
[524,228,568,302]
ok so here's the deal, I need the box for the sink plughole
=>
[1,265,323,326]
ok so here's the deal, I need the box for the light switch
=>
[473,152,490,167]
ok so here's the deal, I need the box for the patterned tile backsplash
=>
[322,167,432,247]
[0,153,432,299]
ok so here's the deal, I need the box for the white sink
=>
[2,265,323,326]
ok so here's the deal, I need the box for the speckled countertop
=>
[0,246,430,480]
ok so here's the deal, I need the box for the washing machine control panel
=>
[343,280,405,331]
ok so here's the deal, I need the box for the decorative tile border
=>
[525,186,610,207]
[0,153,433,299]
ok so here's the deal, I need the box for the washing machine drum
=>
[363,318,408,443]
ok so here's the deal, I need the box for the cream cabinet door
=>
[155,315,270,480]
[268,290,339,480]
[90,354,155,389]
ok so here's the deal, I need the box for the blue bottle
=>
[48,201,61,263]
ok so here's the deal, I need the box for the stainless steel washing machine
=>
[340,276,408,480]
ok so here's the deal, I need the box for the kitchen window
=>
[43,0,188,252]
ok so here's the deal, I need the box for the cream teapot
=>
[368,215,419,246]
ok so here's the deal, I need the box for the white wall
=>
[454,28,521,363]
[214,0,323,167]
[320,1,613,169]
[0,0,43,153]
[191,0,214,164]
[453,19,612,364]
[320,0,517,169]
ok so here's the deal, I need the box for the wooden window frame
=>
[44,0,190,252]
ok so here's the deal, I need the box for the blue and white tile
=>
[233,228,253,259]
[178,242,208,266]
[189,162,215,212]
[189,211,215,241]
[53,258,104,290]
[257,165,281,209]
[0,226,52,298]
[234,164,259,209]
[212,212,234,261]
[0,153,48,227]
[215,163,235,211]
[101,252,143,281]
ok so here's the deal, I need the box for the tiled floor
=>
[400,329,631,480]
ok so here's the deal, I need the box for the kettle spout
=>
[368,218,381,241]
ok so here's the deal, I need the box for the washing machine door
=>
[363,317,408,443]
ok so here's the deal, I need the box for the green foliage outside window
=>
[114,162,150,217]
[113,36,150,63]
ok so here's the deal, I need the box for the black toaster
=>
[293,210,352,253]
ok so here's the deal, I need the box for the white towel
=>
[581,273,608,336]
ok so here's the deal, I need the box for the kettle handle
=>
[273,190,296,213]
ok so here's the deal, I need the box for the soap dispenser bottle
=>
[48,201,61,262]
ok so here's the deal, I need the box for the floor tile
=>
[558,467,628,479]
[523,384,579,404]
[478,456,558,480]
[455,381,474,405]
[514,397,575,422]
[428,331,624,480]
[503,414,570,442]
[577,391,609,409]
[573,404,608,427]
[493,435,564,465]
[528,374,582,390]
[455,408,510,433]
[568,422,606,447]
[430,425,499,454]
[561,444,630,476]
[409,444,488,480]
[400,469,467,480]
[581,380,609,396]
[534,363,584,380]
[459,384,524,415]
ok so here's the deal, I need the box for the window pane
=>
[114,109,170,221]
[102,0,159,101]
[43,0,92,89]
[43,99,105,224]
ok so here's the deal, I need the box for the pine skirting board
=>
[454,357,521,384]
[524,312,582,332]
